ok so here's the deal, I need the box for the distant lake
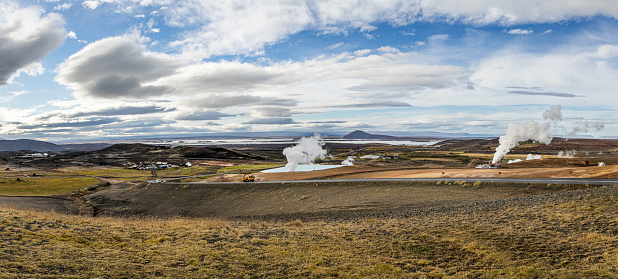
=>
[136,138,441,146]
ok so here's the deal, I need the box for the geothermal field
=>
[0,108,617,277]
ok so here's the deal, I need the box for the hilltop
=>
[0,139,66,152]
[343,130,398,140]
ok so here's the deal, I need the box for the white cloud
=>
[428,34,449,44]
[8,90,30,96]
[56,35,186,99]
[0,3,65,86]
[506,28,533,35]
[53,3,72,11]
[82,0,100,10]
[73,1,618,60]
[470,44,618,107]
[377,46,400,53]
[66,31,77,39]
[327,42,345,50]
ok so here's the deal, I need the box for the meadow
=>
[0,189,617,278]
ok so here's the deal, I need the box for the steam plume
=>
[283,134,327,172]
[341,157,354,166]
[507,154,541,164]
[542,105,563,121]
[557,150,576,158]
[569,120,605,136]
[492,120,552,163]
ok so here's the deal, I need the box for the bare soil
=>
[84,179,595,220]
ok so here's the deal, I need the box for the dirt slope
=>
[85,180,582,219]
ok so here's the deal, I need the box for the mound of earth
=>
[96,143,165,154]
[175,146,263,160]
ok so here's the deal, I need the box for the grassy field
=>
[0,177,100,196]
[69,166,220,180]
[0,193,616,278]
[217,163,283,173]
[65,164,282,181]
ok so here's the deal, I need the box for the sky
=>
[1,0,618,142]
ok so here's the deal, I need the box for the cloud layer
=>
[1,0,617,140]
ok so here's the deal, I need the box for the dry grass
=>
[0,177,100,196]
[216,163,283,173]
[0,194,617,278]
[70,166,220,180]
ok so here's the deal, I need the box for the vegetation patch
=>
[0,192,616,277]
[0,177,100,196]
[217,163,283,173]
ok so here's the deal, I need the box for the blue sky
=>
[1,1,618,141]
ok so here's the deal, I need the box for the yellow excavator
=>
[242,174,255,182]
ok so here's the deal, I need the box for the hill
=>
[343,130,398,140]
[0,139,67,152]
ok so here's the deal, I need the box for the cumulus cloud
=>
[66,31,77,39]
[55,35,185,99]
[0,3,65,86]
[74,0,618,60]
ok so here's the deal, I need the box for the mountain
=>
[343,130,399,140]
[0,139,68,152]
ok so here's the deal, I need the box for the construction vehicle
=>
[243,174,255,182]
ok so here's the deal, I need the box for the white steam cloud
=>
[569,120,605,136]
[492,120,553,163]
[341,157,355,166]
[492,105,564,163]
[507,154,541,164]
[491,105,605,164]
[283,134,327,172]
[557,150,577,158]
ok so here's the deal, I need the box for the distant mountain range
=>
[0,139,112,152]
[0,139,67,152]
[343,130,399,140]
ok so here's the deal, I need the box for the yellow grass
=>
[0,177,100,196]
[217,163,283,173]
[0,195,616,277]
[71,166,219,180]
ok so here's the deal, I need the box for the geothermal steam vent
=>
[262,134,347,173]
